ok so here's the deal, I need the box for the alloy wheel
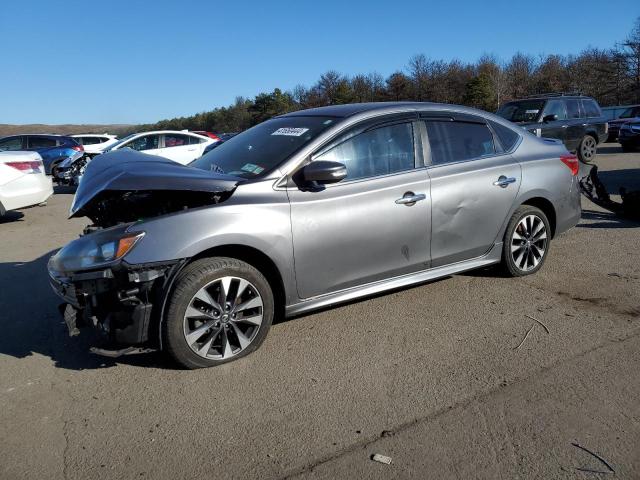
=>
[183,276,263,360]
[510,214,548,272]
[581,136,596,161]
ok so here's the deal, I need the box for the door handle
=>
[561,124,569,128]
[493,176,516,188]
[187,148,197,151]
[395,192,426,206]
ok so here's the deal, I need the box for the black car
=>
[618,119,640,151]
[497,94,608,164]
[604,104,640,142]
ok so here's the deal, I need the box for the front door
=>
[423,117,521,267]
[539,99,568,145]
[288,120,431,299]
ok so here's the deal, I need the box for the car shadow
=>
[53,185,77,195]
[0,211,25,224]
[0,250,173,370]
[578,209,640,229]
[597,145,624,155]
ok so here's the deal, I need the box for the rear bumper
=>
[555,175,582,236]
[0,173,52,211]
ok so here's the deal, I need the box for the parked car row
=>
[0,129,226,213]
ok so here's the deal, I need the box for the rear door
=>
[422,114,521,267]
[288,117,431,299]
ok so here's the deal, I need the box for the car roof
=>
[131,130,209,136]
[508,95,593,101]
[280,102,427,118]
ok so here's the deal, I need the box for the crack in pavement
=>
[279,328,640,479]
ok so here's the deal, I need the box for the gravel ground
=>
[0,145,638,479]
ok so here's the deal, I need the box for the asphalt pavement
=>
[0,145,638,479]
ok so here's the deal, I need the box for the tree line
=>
[135,18,640,135]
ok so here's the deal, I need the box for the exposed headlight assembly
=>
[49,226,144,271]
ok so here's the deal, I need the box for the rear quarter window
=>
[489,121,520,152]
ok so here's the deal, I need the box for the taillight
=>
[560,154,579,176]
[72,145,84,152]
[6,161,43,174]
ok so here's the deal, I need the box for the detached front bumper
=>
[48,259,181,345]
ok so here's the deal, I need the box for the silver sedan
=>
[49,102,582,368]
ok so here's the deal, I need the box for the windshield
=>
[103,133,136,152]
[190,116,337,178]
[497,100,546,123]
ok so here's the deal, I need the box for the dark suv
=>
[605,104,640,142]
[497,94,608,164]
[0,134,83,175]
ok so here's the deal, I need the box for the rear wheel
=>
[163,257,274,369]
[577,135,597,164]
[501,206,550,277]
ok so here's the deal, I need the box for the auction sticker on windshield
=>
[272,127,309,136]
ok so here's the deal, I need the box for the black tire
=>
[501,205,551,277]
[163,257,274,369]
[577,135,597,164]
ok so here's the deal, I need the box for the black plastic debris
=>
[580,165,640,219]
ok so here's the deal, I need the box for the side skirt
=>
[285,243,503,317]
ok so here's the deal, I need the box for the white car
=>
[0,151,53,216]
[102,130,215,165]
[71,134,119,156]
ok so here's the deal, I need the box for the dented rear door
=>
[423,118,521,267]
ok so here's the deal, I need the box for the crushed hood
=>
[70,150,242,222]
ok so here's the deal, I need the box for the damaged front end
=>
[49,150,242,351]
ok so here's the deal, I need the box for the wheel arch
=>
[155,244,288,351]
[520,196,557,237]
[189,244,286,320]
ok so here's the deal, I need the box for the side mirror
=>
[301,160,347,184]
[542,114,558,123]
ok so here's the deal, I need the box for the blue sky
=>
[1,0,638,124]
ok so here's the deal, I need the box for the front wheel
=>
[501,206,551,277]
[163,257,274,369]
[577,135,597,164]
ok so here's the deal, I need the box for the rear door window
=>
[424,121,496,165]
[582,100,601,118]
[565,99,582,119]
[28,136,57,149]
[163,134,191,148]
